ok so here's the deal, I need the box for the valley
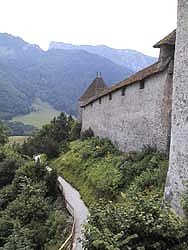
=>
[12,98,61,128]
[0,32,156,124]
[8,135,29,145]
[1,21,186,250]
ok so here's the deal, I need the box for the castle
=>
[79,0,188,216]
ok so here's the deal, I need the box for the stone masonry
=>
[80,0,188,216]
[164,0,188,216]
[80,33,175,153]
[81,68,173,152]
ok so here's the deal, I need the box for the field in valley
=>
[8,136,29,145]
[12,99,61,128]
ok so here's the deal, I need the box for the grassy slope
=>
[12,98,61,128]
[53,138,188,250]
[53,138,168,206]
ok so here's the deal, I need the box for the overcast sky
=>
[0,0,177,57]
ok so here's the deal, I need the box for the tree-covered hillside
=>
[49,41,157,72]
[0,121,71,250]
[0,33,133,118]
[0,69,31,120]
[3,111,188,250]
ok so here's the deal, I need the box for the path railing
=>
[57,178,75,250]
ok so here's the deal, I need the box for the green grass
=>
[8,136,29,145]
[12,99,61,128]
[52,138,168,206]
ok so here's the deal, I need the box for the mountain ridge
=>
[49,41,157,72]
[0,33,133,119]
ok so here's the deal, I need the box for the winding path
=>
[58,176,89,250]
[34,155,89,249]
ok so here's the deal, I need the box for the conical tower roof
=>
[79,74,107,101]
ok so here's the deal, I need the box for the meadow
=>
[8,136,29,145]
[12,98,61,128]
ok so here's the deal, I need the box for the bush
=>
[80,127,94,140]
[69,121,81,141]
[0,185,16,211]
[83,194,188,250]
[88,162,123,198]
[0,121,9,146]
[0,158,22,188]
[20,112,79,159]
[0,154,71,250]
[118,153,168,191]
[181,186,188,217]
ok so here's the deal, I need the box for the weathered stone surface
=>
[164,0,188,216]
[81,67,172,152]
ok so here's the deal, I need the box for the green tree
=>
[49,112,69,143]
[69,120,81,141]
[0,121,9,146]
[21,112,71,158]
[0,159,21,188]
[0,217,13,247]
[0,224,34,250]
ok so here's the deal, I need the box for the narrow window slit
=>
[140,79,145,89]
[121,87,126,96]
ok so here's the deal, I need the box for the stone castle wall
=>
[164,0,188,216]
[81,66,173,152]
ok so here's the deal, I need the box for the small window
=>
[99,98,101,104]
[121,87,126,96]
[140,79,145,89]
[109,93,112,100]
[84,107,86,110]
[91,102,93,107]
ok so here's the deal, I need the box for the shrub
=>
[0,158,21,188]
[69,121,81,141]
[88,162,123,198]
[0,185,16,211]
[0,159,71,250]
[181,185,188,217]
[80,127,94,140]
[83,194,188,250]
[20,111,72,159]
[0,121,9,146]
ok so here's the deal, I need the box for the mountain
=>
[49,42,157,72]
[0,33,133,119]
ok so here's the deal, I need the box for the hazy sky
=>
[0,0,177,57]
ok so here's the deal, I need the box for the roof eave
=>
[153,29,176,48]
[81,59,172,108]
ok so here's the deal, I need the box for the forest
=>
[0,119,72,250]
[1,113,188,250]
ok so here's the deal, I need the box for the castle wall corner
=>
[164,0,188,216]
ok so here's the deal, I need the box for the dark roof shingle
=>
[153,30,176,48]
[79,76,107,101]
